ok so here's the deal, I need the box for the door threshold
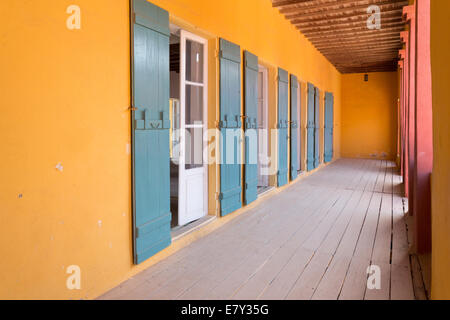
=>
[171,215,217,241]
[257,186,275,197]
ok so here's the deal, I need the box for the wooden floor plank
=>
[393,168,402,195]
[353,193,383,260]
[374,160,387,193]
[334,192,373,258]
[392,195,410,267]
[410,254,428,300]
[383,165,394,195]
[302,190,356,252]
[339,257,371,300]
[99,159,416,301]
[230,188,347,300]
[364,262,391,300]
[232,245,303,299]
[285,252,333,300]
[371,193,393,264]
[391,263,415,300]
[318,191,370,256]
[207,188,341,300]
[259,248,314,300]
[311,255,352,300]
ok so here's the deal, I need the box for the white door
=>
[178,30,208,226]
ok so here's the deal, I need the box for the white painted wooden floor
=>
[100,159,423,300]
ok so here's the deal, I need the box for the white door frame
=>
[178,29,208,226]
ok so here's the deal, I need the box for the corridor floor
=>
[100,159,422,300]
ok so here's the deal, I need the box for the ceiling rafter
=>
[271,0,407,73]
[286,0,407,20]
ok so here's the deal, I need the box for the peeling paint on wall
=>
[55,163,64,172]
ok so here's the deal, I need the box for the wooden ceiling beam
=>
[338,65,397,69]
[302,21,405,37]
[280,0,371,14]
[313,35,400,47]
[271,0,407,73]
[297,13,402,29]
[339,63,398,67]
[321,52,401,59]
[272,0,315,8]
[320,43,403,51]
[310,31,401,44]
[315,39,401,50]
[299,16,403,32]
[327,58,399,64]
[319,47,402,56]
[306,26,404,41]
[292,8,403,26]
[286,0,407,20]
[327,50,400,56]
[340,68,397,73]
[328,56,399,62]
[329,53,399,59]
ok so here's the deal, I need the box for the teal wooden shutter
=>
[131,0,171,265]
[277,68,289,187]
[290,74,299,181]
[314,87,320,169]
[306,83,315,171]
[219,39,242,216]
[244,51,258,205]
[324,92,334,163]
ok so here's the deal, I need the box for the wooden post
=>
[398,59,404,178]
[404,5,416,218]
[399,33,409,199]
[413,0,432,254]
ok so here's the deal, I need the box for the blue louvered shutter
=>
[219,39,242,216]
[277,68,289,187]
[132,0,171,264]
[290,75,299,180]
[324,92,334,163]
[306,83,315,171]
[244,51,258,205]
[314,87,320,169]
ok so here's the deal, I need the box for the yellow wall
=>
[0,0,341,299]
[0,0,131,299]
[431,0,450,300]
[341,72,398,160]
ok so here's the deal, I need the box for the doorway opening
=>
[257,65,271,195]
[169,24,208,229]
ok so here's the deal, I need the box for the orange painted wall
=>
[0,0,341,299]
[341,72,399,160]
[0,0,132,299]
[430,0,450,300]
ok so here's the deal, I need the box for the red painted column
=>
[397,87,401,166]
[399,34,409,198]
[398,59,405,178]
[404,5,416,216]
[398,51,406,184]
[413,0,432,254]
